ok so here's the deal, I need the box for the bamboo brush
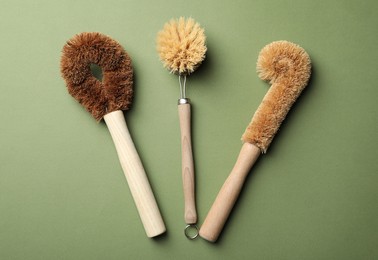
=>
[60,32,166,238]
[157,17,206,238]
[199,41,311,242]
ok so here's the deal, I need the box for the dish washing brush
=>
[60,32,166,238]
[199,40,311,242]
[157,17,206,239]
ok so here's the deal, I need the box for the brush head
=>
[156,17,207,75]
[256,40,311,87]
[60,32,133,121]
[242,41,311,153]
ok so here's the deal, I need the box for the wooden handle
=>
[199,142,260,242]
[104,110,166,237]
[178,103,197,224]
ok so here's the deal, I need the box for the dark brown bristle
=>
[60,32,133,121]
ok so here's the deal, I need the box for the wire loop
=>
[184,224,199,240]
[179,74,187,99]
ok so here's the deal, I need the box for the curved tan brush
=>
[60,32,166,238]
[199,41,311,242]
[157,17,206,238]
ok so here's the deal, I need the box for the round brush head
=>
[156,17,207,75]
[242,41,311,153]
[60,32,133,121]
[257,40,311,87]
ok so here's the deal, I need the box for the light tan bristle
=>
[242,41,311,153]
[156,17,207,75]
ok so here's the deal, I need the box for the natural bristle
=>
[242,41,311,152]
[257,40,311,87]
[156,17,207,75]
[60,32,133,121]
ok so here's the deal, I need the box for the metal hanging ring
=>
[184,224,199,240]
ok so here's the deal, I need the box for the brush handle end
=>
[199,142,260,242]
[104,110,166,237]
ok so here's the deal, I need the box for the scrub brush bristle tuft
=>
[256,40,311,87]
[242,41,311,153]
[60,32,133,121]
[157,17,206,75]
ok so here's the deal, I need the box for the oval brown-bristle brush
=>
[60,32,166,238]
[157,17,206,238]
[199,41,311,242]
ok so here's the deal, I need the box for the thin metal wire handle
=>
[179,74,187,99]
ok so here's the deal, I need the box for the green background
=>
[1,0,377,259]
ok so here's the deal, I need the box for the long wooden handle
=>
[199,142,260,242]
[178,103,197,224]
[104,110,166,238]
